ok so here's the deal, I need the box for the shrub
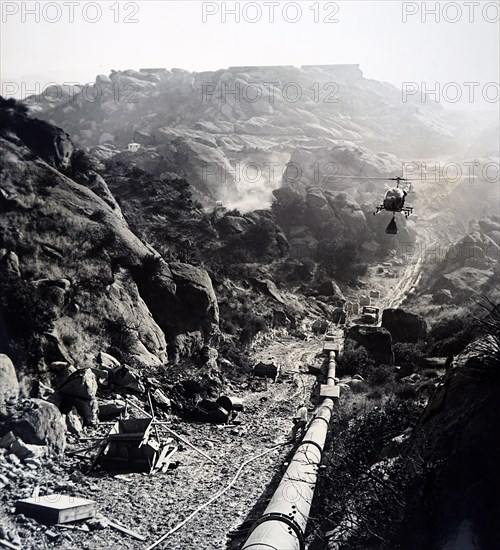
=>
[70,149,95,176]
[428,314,478,356]
[337,340,375,377]
[395,383,418,400]
[366,363,395,386]
[367,387,383,400]
[319,400,422,549]
[0,275,55,338]
[273,258,316,285]
[239,314,268,346]
[222,320,237,335]
[350,380,369,393]
[393,342,425,369]
[222,219,278,262]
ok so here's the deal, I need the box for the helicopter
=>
[321,174,414,235]
[373,176,413,234]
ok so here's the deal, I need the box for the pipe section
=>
[242,351,338,550]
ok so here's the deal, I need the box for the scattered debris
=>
[0,539,21,550]
[15,494,96,524]
[253,361,280,382]
[108,518,146,541]
[196,399,230,424]
[100,418,177,474]
[216,396,244,412]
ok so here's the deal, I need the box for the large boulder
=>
[135,259,219,361]
[316,280,345,303]
[444,231,500,270]
[326,192,367,235]
[66,407,84,434]
[110,366,145,394]
[49,361,77,388]
[0,354,19,417]
[347,325,394,366]
[381,308,428,344]
[252,278,285,304]
[215,215,249,236]
[59,369,99,425]
[98,399,126,420]
[108,268,167,367]
[0,250,20,277]
[306,187,329,209]
[312,319,329,335]
[432,288,453,304]
[11,399,66,453]
[59,369,98,401]
[432,267,491,303]
[15,117,74,170]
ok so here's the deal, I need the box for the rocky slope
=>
[27,65,473,207]
[398,334,500,549]
[0,98,219,406]
[0,97,356,422]
[405,216,500,312]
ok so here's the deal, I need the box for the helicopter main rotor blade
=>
[319,175,415,181]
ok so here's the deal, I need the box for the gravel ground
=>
[1,336,325,550]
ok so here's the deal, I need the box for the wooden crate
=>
[16,494,96,524]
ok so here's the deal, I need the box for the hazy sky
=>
[1,1,499,111]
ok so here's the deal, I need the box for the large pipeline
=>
[241,345,340,550]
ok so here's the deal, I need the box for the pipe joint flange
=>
[299,438,324,457]
[250,512,305,550]
[312,414,331,428]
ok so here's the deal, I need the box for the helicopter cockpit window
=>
[385,188,404,200]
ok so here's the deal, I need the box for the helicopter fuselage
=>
[374,187,413,218]
[383,187,406,211]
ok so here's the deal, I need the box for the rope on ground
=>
[145,442,285,550]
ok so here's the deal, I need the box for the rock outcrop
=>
[415,220,500,308]
[381,308,428,344]
[134,259,219,362]
[22,66,464,208]
[399,338,500,549]
[58,369,99,425]
[0,104,219,379]
[316,280,345,303]
[346,326,394,366]
[0,355,19,417]
[11,399,66,453]
[432,267,492,304]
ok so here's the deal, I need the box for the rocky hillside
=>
[405,216,500,314]
[0,97,360,415]
[0,97,219,399]
[27,65,473,207]
[398,331,500,549]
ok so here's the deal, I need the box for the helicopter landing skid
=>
[373,206,413,217]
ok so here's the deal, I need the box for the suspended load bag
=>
[385,217,398,234]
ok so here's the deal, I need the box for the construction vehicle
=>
[362,306,380,324]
